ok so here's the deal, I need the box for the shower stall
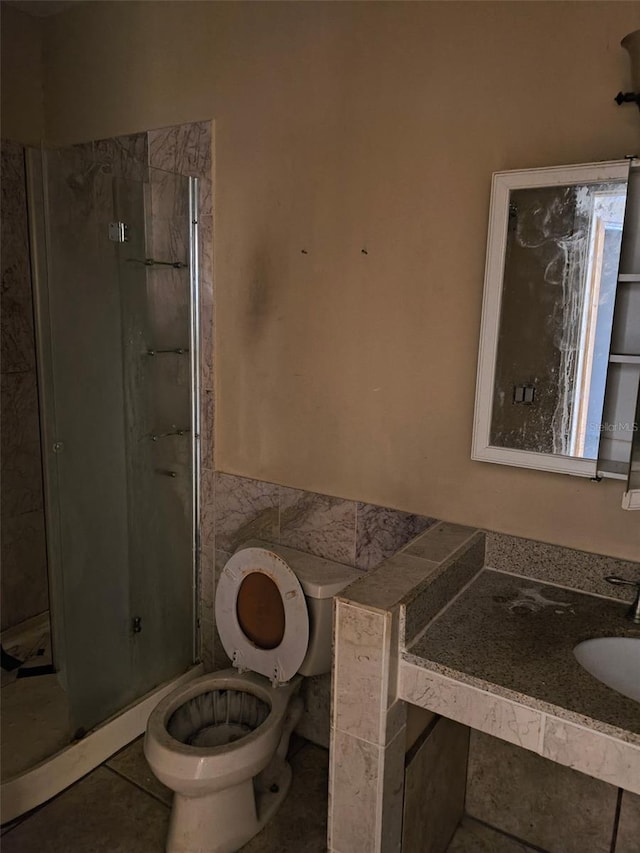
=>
[1,124,210,819]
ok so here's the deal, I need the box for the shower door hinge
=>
[108,222,129,243]
[132,616,142,634]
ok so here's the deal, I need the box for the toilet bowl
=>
[144,542,360,853]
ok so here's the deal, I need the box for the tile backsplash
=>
[210,472,434,575]
[486,533,640,602]
[204,470,436,649]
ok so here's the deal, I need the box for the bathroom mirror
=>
[472,160,630,477]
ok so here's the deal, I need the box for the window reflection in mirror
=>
[490,180,627,459]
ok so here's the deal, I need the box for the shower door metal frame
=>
[188,176,201,664]
[24,150,202,707]
[25,147,69,688]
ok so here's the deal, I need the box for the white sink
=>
[573,637,640,703]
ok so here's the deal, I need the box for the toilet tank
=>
[242,541,361,677]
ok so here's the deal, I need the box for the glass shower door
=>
[123,167,196,695]
[29,147,196,736]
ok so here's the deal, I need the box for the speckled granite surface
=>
[401,534,485,644]
[485,533,640,602]
[405,569,640,740]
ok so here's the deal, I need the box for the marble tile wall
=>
[0,139,49,632]
[327,522,484,853]
[141,121,215,666]
[208,471,435,746]
[211,472,434,576]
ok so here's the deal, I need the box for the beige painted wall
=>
[0,2,44,143]
[4,1,640,559]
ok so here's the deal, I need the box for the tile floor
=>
[1,735,329,852]
[0,727,570,853]
[447,817,538,852]
[1,614,71,780]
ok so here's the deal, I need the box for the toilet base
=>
[166,760,293,853]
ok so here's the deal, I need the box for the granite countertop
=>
[404,569,640,742]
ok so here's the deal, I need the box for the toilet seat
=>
[215,547,310,685]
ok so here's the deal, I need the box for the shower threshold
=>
[0,662,202,823]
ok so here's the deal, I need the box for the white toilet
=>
[144,542,359,853]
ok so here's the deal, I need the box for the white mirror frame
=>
[472,159,630,478]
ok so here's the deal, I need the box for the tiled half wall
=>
[201,471,436,745]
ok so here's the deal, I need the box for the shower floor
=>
[1,613,70,781]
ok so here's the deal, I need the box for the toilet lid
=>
[215,547,310,684]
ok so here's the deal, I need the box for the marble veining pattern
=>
[542,718,640,796]
[214,473,280,554]
[200,466,215,559]
[328,728,381,853]
[199,177,213,219]
[399,662,543,751]
[333,601,389,744]
[94,132,148,181]
[199,215,214,394]
[200,388,214,470]
[405,521,476,563]
[279,487,357,564]
[355,503,434,570]
[148,121,212,180]
[212,473,434,574]
[486,532,640,601]
[211,549,233,671]
[148,167,190,221]
[199,549,214,628]
[344,552,440,612]
[1,140,49,632]
[46,149,106,227]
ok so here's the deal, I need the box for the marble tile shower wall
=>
[0,140,49,632]
[143,121,215,637]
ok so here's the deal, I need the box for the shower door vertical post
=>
[189,177,201,664]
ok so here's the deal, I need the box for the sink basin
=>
[574,637,640,703]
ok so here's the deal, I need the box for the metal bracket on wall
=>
[108,222,129,243]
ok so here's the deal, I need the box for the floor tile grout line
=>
[464,815,551,853]
[104,765,172,809]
